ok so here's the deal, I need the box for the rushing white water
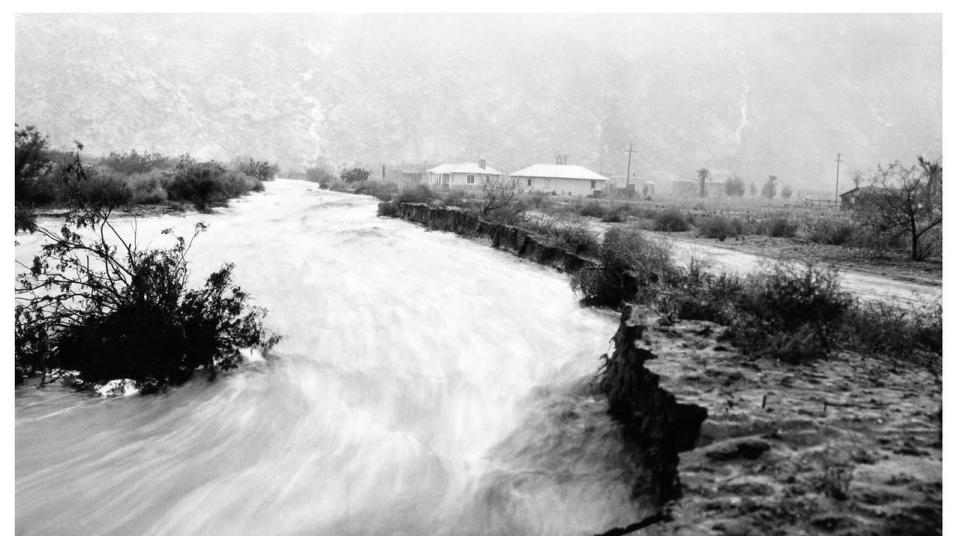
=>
[15,179,646,536]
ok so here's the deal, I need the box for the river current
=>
[15,179,644,535]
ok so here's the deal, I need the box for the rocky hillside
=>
[16,14,941,191]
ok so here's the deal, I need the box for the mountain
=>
[15,13,941,192]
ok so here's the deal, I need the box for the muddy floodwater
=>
[15,180,647,536]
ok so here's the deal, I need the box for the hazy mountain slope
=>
[15,14,940,191]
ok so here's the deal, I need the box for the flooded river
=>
[15,180,644,535]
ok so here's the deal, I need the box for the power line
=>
[834,153,843,207]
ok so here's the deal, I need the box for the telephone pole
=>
[834,153,842,207]
[625,143,634,189]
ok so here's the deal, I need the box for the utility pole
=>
[625,143,634,189]
[834,153,842,207]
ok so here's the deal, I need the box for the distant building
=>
[839,186,885,210]
[641,181,655,199]
[672,179,724,198]
[608,179,656,199]
[427,160,502,189]
[511,164,610,196]
[394,168,426,186]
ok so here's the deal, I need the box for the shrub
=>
[166,160,228,210]
[304,166,338,186]
[77,170,133,207]
[843,300,941,369]
[577,201,606,218]
[397,184,437,205]
[555,225,601,257]
[653,209,690,232]
[219,169,262,197]
[377,201,399,217]
[762,216,798,238]
[730,263,853,361]
[528,191,552,210]
[656,259,744,324]
[698,215,744,241]
[600,204,635,223]
[17,174,63,206]
[236,158,279,182]
[474,178,524,222]
[100,150,173,175]
[15,151,278,391]
[572,227,675,306]
[440,187,471,208]
[127,171,170,204]
[340,167,370,183]
[354,181,400,202]
[518,219,600,257]
[806,219,858,245]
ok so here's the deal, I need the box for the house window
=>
[467,175,475,184]
[591,180,597,189]
[527,179,533,186]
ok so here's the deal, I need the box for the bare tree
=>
[856,157,942,261]
[475,177,523,219]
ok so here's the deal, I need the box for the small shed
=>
[839,186,884,210]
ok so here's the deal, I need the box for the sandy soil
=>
[636,314,942,536]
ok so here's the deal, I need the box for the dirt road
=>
[572,218,941,305]
[655,234,941,305]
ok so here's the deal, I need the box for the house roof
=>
[510,164,610,181]
[427,162,502,175]
[839,185,885,198]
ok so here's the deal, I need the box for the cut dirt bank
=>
[390,201,942,535]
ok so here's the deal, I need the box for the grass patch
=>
[697,215,745,241]
[761,216,799,238]
[653,209,691,232]
[806,219,858,246]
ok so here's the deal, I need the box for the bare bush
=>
[855,157,942,260]
[474,177,525,221]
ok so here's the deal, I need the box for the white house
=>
[510,164,610,196]
[427,160,503,188]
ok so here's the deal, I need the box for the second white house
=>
[510,163,610,196]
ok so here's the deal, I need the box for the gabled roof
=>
[427,162,502,175]
[510,164,610,182]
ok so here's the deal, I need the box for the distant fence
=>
[802,198,837,209]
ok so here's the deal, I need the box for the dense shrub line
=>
[15,126,279,220]
[565,224,940,367]
[519,191,938,260]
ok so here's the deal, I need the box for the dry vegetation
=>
[15,124,280,232]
